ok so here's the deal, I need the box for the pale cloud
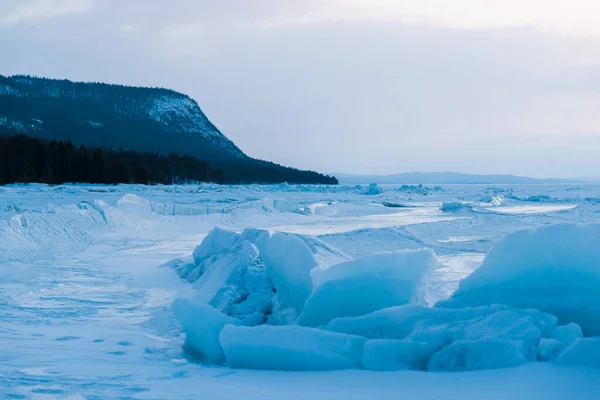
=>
[118,23,141,32]
[311,0,600,36]
[140,0,600,37]
[162,23,205,39]
[0,0,94,25]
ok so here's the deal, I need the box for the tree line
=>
[0,134,339,185]
[0,135,222,185]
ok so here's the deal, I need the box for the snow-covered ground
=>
[1,183,600,398]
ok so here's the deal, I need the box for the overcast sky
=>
[2,0,600,177]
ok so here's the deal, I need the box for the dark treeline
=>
[0,134,338,185]
[219,159,338,185]
[0,135,223,185]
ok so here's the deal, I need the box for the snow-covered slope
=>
[0,74,244,160]
[147,93,241,154]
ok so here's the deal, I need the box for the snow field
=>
[4,183,600,398]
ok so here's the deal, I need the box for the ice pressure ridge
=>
[169,223,600,372]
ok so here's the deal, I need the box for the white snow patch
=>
[438,236,483,243]
[0,83,19,95]
[148,94,223,140]
[82,120,103,127]
[487,204,578,214]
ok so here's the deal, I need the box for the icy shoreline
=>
[171,224,599,373]
[2,183,600,398]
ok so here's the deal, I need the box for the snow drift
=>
[438,223,600,335]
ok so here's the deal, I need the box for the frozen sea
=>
[1,182,599,399]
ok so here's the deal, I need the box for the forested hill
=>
[0,75,337,184]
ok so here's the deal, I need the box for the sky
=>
[1,0,600,178]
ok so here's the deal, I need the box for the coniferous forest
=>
[0,135,221,185]
[0,135,338,185]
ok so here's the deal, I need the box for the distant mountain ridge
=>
[335,172,577,185]
[0,75,336,184]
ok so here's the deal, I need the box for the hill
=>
[0,75,336,184]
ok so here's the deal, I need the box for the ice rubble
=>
[192,227,241,265]
[170,224,600,372]
[440,201,473,212]
[439,223,600,335]
[299,250,438,327]
[220,325,365,371]
[428,339,530,371]
[0,190,308,253]
[172,298,239,364]
[169,227,351,326]
[234,198,303,214]
[552,322,583,346]
[361,183,384,195]
[325,304,561,371]
[538,338,563,361]
[477,189,510,206]
[326,305,556,343]
[362,340,437,371]
[555,338,600,368]
[395,184,442,195]
[0,194,162,253]
[260,233,318,313]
